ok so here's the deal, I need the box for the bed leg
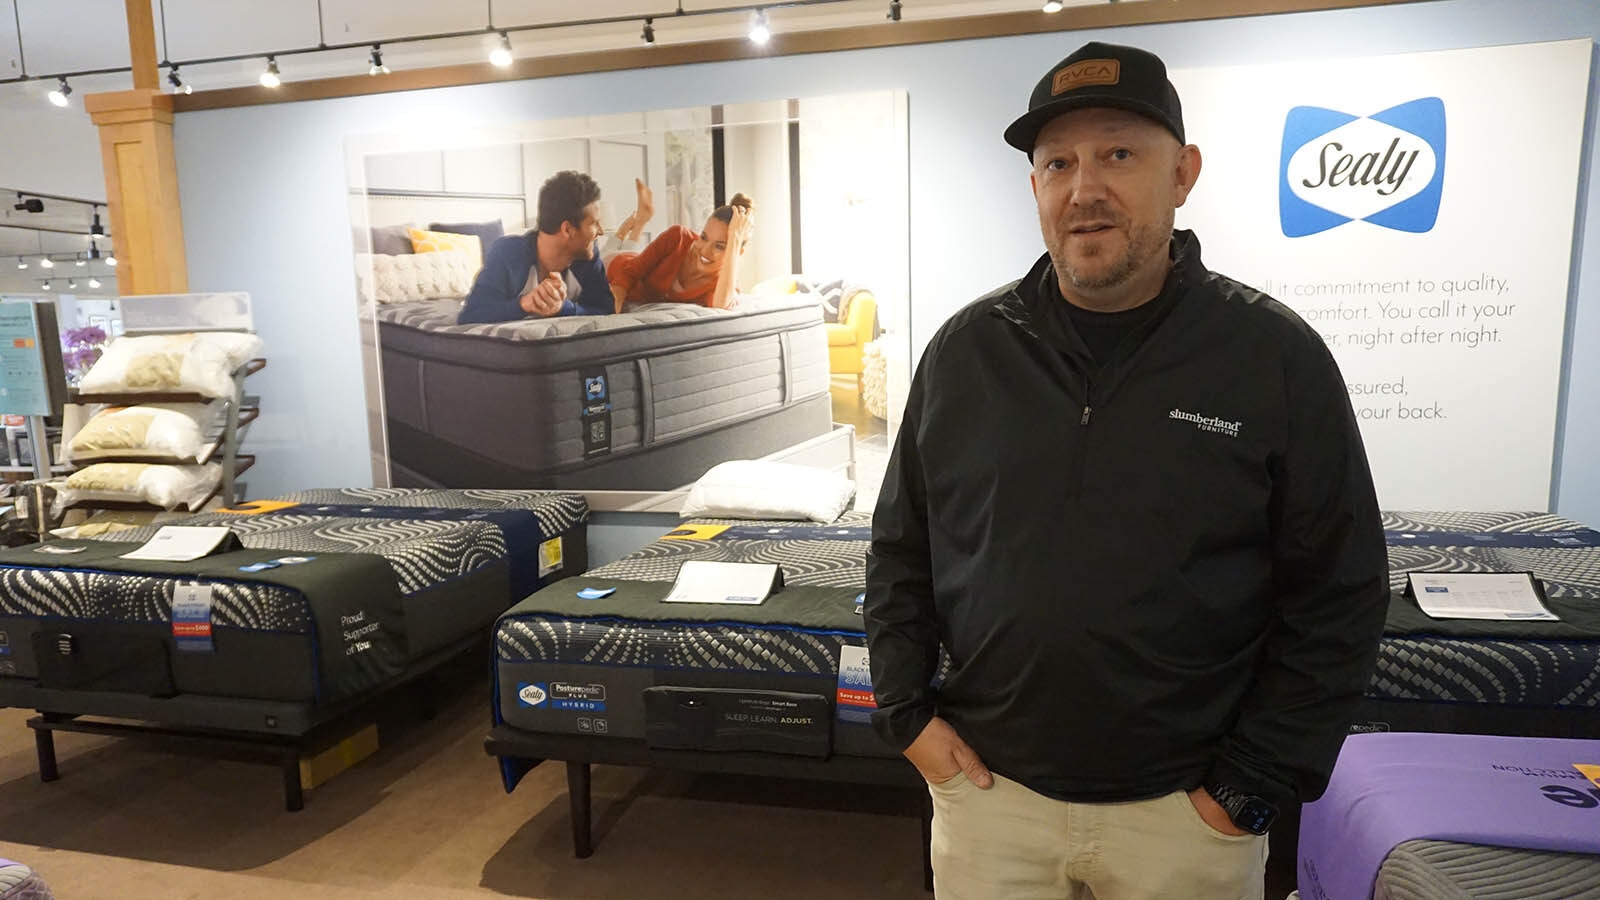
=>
[919,787,933,892]
[34,727,58,783]
[566,761,593,859]
[283,760,305,812]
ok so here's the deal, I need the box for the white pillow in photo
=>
[680,460,855,524]
[64,403,218,463]
[61,462,223,511]
[78,332,262,399]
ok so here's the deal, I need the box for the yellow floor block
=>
[298,723,380,790]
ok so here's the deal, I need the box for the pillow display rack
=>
[52,331,265,514]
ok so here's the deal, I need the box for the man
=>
[457,170,611,324]
[864,41,1389,899]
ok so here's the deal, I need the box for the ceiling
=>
[0,0,1109,108]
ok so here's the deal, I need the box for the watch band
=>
[1203,781,1278,835]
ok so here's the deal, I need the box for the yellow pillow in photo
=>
[408,227,482,265]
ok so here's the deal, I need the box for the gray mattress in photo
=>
[492,513,896,760]
[1374,839,1600,900]
[376,297,833,489]
[1368,511,1600,713]
[0,489,587,708]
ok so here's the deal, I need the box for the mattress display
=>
[1298,732,1600,900]
[376,296,833,490]
[1368,511,1600,714]
[493,513,890,785]
[1374,840,1600,900]
[0,489,587,711]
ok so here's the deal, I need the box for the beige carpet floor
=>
[0,662,929,899]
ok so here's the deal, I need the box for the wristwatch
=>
[1203,781,1278,835]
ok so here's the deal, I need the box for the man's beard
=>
[1045,206,1171,292]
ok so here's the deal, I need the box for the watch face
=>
[1236,798,1277,835]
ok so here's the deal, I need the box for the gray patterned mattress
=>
[276,487,589,536]
[492,514,893,760]
[1375,839,1600,900]
[0,488,585,632]
[1371,511,1600,709]
[496,513,871,676]
[376,296,833,489]
[0,859,51,900]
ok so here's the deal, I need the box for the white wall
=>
[171,0,1600,525]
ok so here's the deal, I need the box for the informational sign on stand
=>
[0,301,57,418]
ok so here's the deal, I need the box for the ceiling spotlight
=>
[369,44,389,76]
[489,31,514,67]
[47,76,71,107]
[259,56,281,88]
[106,252,117,267]
[40,280,50,291]
[749,9,771,45]
[75,254,86,267]
[88,277,102,288]
[13,194,43,213]
[888,0,902,21]
[642,18,655,44]
[167,65,192,94]
[15,258,26,270]
[67,278,77,290]
[1042,0,1064,11]
[90,208,105,238]
[38,257,53,269]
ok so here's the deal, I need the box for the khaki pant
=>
[927,772,1268,900]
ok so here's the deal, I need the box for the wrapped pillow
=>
[680,460,855,524]
[77,332,262,399]
[61,462,223,511]
[64,403,218,464]
[408,227,483,265]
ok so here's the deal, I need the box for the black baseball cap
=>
[1004,41,1185,155]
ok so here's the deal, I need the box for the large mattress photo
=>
[0,488,588,734]
[1360,510,1600,738]
[377,297,834,490]
[492,512,891,789]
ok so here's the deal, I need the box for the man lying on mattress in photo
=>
[457,170,612,324]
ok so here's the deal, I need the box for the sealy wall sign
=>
[1174,41,1590,510]
[1281,97,1446,236]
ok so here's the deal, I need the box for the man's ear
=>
[1173,144,1202,208]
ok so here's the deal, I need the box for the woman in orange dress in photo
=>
[605,180,755,313]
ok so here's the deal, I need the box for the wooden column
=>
[85,89,188,294]
[82,1,185,294]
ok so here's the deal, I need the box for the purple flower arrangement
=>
[62,325,108,384]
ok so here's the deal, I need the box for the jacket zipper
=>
[1075,378,1095,496]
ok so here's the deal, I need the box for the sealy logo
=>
[1280,97,1446,237]
[1053,59,1120,95]
[1169,408,1241,437]
[518,683,548,706]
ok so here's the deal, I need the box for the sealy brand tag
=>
[172,583,215,653]
[1053,59,1120,94]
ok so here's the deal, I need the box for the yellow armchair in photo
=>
[827,291,878,395]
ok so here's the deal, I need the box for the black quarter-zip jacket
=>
[864,231,1390,809]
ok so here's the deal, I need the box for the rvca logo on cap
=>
[1053,59,1121,94]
